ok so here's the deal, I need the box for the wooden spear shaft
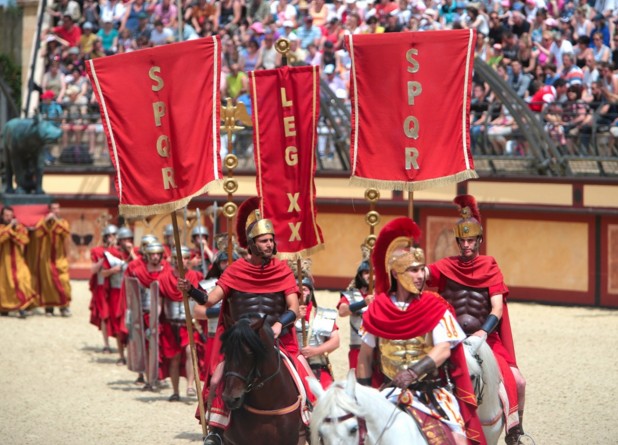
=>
[171,212,207,438]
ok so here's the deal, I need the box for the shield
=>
[125,277,146,373]
[146,281,160,386]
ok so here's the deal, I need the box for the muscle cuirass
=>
[441,278,490,335]
[226,290,286,327]
[379,334,433,380]
[164,300,186,321]
[139,286,151,313]
[342,290,366,346]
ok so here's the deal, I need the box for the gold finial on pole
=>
[275,37,291,66]
[364,188,380,295]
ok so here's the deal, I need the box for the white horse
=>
[308,370,428,445]
[463,335,504,445]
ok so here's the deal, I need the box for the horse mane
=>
[310,382,367,445]
[220,314,271,367]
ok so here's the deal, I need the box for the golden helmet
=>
[453,194,483,239]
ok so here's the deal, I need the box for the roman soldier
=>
[178,197,313,445]
[162,223,174,260]
[426,195,526,445]
[189,225,215,274]
[357,217,486,445]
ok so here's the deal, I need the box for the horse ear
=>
[249,314,267,331]
[345,369,357,398]
[307,377,325,400]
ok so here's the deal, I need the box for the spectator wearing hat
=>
[297,16,322,49]
[79,22,98,55]
[247,0,271,25]
[135,12,154,42]
[590,12,610,48]
[40,90,64,127]
[97,20,119,55]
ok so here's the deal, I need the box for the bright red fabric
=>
[249,65,324,257]
[345,30,477,190]
[363,291,486,445]
[86,37,222,215]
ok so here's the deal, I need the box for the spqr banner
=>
[86,37,222,217]
[249,65,325,259]
[346,29,478,191]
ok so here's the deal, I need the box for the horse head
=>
[221,313,272,410]
[309,370,368,445]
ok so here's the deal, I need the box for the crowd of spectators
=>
[38,0,618,162]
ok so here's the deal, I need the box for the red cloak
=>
[363,291,487,445]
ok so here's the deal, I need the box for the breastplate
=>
[441,278,491,335]
[343,290,366,346]
[109,266,126,289]
[296,307,337,366]
[164,300,186,321]
[140,286,151,313]
[379,334,433,380]
[226,290,286,327]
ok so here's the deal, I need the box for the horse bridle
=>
[224,342,282,393]
[471,352,486,404]
[321,412,368,445]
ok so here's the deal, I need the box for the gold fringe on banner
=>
[349,170,478,192]
[118,179,223,218]
[277,243,326,261]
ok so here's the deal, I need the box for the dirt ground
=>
[1,280,617,445]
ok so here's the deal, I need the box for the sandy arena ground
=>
[1,280,617,445]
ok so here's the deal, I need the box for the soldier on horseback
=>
[356,217,486,445]
[426,195,526,445]
[178,197,313,445]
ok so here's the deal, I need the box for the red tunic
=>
[362,291,486,445]
[89,246,108,329]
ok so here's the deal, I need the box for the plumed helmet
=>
[144,242,165,254]
[117,227,133,240]
[372,217,425,295]
[453,195,483,239]
[191,225,209,237]
[140,234,159,250]
[102,224,118,236]
[236,197,275,248]
[163,224,174,237]
[171,245,192,258]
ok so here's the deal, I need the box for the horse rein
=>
[322,412,368,445]
[470,352,486,404]
[224,341,283,393]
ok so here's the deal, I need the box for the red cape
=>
[158,268,202,302]
[363,291,487,445]
[430,256,517,366]
[127,258,169,288]
[217,257,298,294]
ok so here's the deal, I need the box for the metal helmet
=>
[354,260,370,290]
[453,195,483,239]
[163,224,174,237]
[144,242,165,254]
[214,250,239,264]
[140,234,158,249]
[171,245,192,258]
[117,227,134,240]
[246,209,275,241]
[372,217,425,295]
[102,224,118,236]
[191,225,209,237]
[302,273,314,290]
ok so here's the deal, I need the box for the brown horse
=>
[220,314,307,445]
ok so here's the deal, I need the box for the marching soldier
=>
[189,226,215,273]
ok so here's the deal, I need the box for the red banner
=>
[346,30,478,191]
[86,37,222,217]
[249,65,325,259]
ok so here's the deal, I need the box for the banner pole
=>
[364,188,380,295]
[297,258,308,347]
[408,191,414,220]
[171,212,208,438]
